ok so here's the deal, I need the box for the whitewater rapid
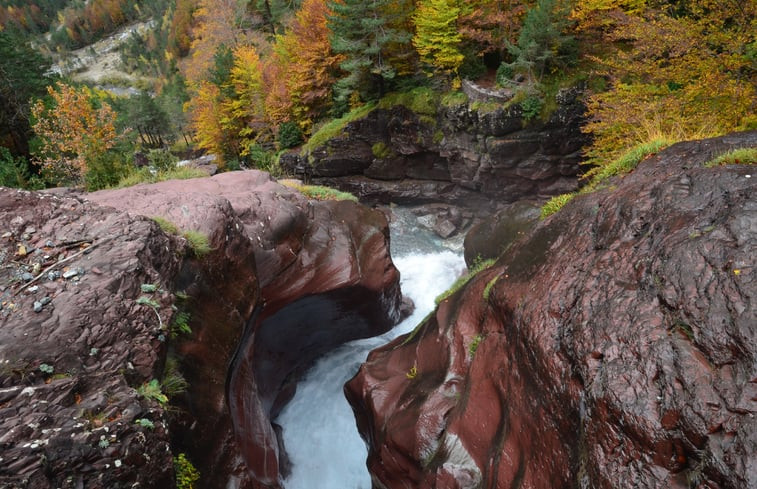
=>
[277,212,466,489]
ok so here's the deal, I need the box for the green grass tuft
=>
[116,166,208,189]
[280,181,358,202]
[482,276,499,301]
[583,138,673,187]
[541,138,674,219]
[183,230,211,257]
[540,193,577,219]
[436,258,496,305]
[378,87,440,116]
[704,147,757,167]
[151,216,179,235]
[441,91,469,107]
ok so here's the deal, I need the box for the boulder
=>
[346,132,757,488]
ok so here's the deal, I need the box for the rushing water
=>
[277,209,467,489]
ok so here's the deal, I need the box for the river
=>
[276,208,467,489]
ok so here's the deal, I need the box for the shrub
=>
[147,149,178,171]
[520,96,544,122]
[458,46,487,81]
[441,91,468,107]
[174,453,200,489]
[162,356,189,397]
[372,142,393,159]
[246,144,279,175]
[137,379,168,404]
[278,121,304,149]
[496,63,514,87]
[84,150,132,191]
[0,148,43,189]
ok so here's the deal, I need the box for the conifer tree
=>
[505,0,574,81]
[327,0,411,105]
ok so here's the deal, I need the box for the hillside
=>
[1,0,754,192]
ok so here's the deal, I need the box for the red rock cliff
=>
[0,170,403,489]
[346,132,757,488]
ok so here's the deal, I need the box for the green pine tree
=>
[505,0,576,82]
[327,0,411,106]
[0,29,53,157]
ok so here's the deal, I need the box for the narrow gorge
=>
[0,105,754,489]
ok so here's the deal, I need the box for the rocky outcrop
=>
[0,188,183,488]
[0,169,403,489]
[281,87,589,212]
[346,131,757,488]
[87,170,403,488]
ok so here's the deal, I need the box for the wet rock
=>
[347,131,757,489]
[87,170,403,489]
[282,92,589,212]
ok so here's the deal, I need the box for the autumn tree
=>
[223,44,268,155]
[31,82,120,185]
[275,0,343,130]
[459,0,531,54]
[412,0,465,82]
[578,0,757,164]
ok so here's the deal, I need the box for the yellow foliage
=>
[31,82,119,185]
[580,4,756,166]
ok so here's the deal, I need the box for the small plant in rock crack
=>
[137,283,164,330]
[38,363,54,375]
[137,379,168,405]
[135,418,155,429]
[406,364,418,379]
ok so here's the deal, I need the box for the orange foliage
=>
[459,0,531,52]
[31,83,118,184]
[277,0,343,130]
[579,1,757,163]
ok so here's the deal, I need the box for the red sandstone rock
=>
[346,132,757,488]
[88,170,403,488]
[0,188,181,488]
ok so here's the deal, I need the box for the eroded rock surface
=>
[0,169,403,489]
[88,170,403,488]
[0,188,183,488]
[346,132,757,488]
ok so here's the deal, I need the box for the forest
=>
[0,0,755,191]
